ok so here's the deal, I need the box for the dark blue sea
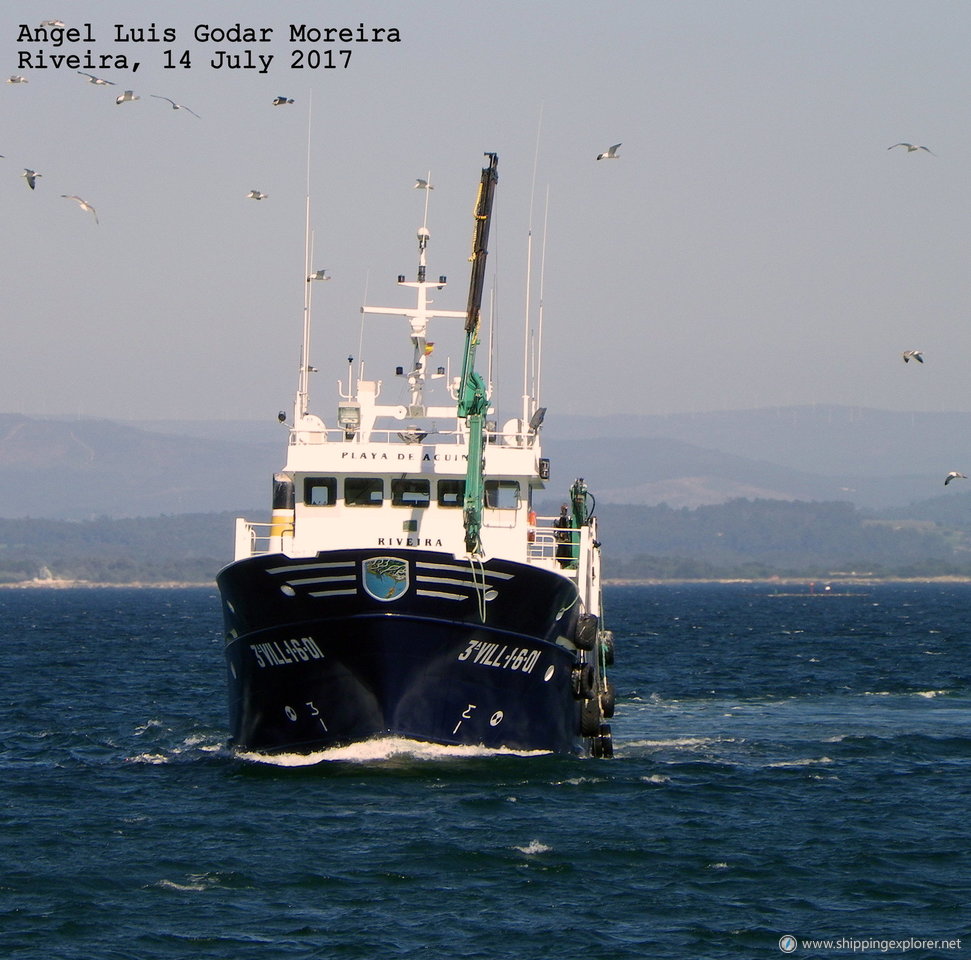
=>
[2,584,969,960]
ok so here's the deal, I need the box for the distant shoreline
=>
[605,576,971,586]
[4,576,971,590]
[0,579,215,590]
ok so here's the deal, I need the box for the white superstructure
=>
[232,185,602,618]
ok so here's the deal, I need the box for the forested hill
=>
[3,498,971,584]
[0,513,239,584]
[596,499,971,579]
[2,407,969,520]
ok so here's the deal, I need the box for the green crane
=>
[458,153,499,555]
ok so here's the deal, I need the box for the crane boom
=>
[458,153,499,554]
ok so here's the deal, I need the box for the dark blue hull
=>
[217,549,600,755]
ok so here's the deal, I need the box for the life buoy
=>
[527,509,536,543]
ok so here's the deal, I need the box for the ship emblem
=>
[362,557,409,602]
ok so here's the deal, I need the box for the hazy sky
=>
[2,1,970,423]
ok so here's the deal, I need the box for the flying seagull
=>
[308,269,330,281]
[246,190,268,200]
[61,194,98,223]
[902,350,924,363]
[22,168,41,190]
[596,143,622,160]
[945,472,967,486]
[78,71,115,85]
[272,96,294,105]
[6,76,28,84]
[888,142,935,155]
[151,94,200,117]
[115,89,140,104]
[40,20,66,27]
[414,178,434,190]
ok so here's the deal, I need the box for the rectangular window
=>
[437,479,465,507]
[485,480,520,509]
[304,476,337,506]
[344,477,384,506]
[392,478,430,508]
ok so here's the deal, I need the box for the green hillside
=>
[0,513,244,584]
[4,498,971,584]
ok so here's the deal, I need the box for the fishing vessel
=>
[217,154,614,757]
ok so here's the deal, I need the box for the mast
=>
[522,105,543,425]
[361,174,466,420]
[458,153,499,555]
[535,185,550,408]
[296,95,329,423]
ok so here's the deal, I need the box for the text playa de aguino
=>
[15,22,402,74]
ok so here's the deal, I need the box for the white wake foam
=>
[235,736,552,766]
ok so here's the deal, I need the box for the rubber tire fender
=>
[580,696,602,735]
[571,662,595,700]
[574,613,599,651]
[592,723,613,758]
[602,678,616,719]
[600,630,615,666]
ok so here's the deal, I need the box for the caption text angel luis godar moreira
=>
[15,21,402,74]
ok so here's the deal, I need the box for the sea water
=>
[1,583,968,959]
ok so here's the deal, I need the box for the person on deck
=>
[554,504,572,567]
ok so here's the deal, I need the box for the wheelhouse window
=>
[304,476,337,506]
[391,478,430,508]
[344,477,384,506]
[437,479,465,507]
[484,480,520,509]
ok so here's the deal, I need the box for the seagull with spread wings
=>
[888,142,935,155]
[597,143,622,160]
[78,71,115,85]
[61,194,99,223]
[151,95,200,117]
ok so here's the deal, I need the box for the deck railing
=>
[526,515,580,568]
[289,424,540,447]
[234,519,291,560]
[234,514,583,571]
